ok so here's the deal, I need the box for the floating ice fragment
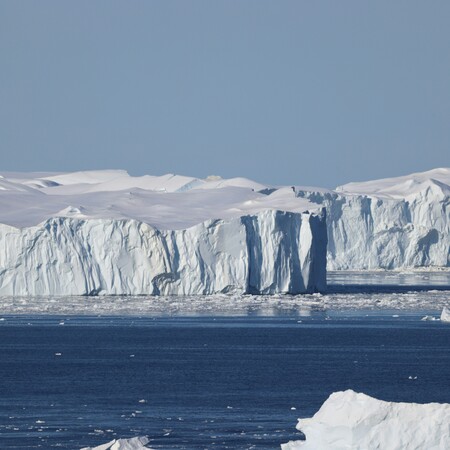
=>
[281,390,450,449]
[80,436,152,450]
[440,307,450,323]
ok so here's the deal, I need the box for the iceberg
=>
[296,168,450,269]
[1,167,448,296]
[81,436,152,450]
[0,171,327,295]
[441,306,450,322]
[281,390,450,450]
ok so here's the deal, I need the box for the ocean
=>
[0,272,449,449]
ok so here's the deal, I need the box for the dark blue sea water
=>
[0,312,449,449]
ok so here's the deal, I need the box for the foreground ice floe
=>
[81,436,152,450]
[281,390,450,450]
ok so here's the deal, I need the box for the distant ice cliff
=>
[296,167,450,269]
[0,167,448,296]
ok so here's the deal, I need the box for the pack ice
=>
[281,390,450,450]
[0,171,327,295]
[297,167,450,269]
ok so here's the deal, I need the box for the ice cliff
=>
[281,390,450,450]
[1,167,448,296]
[296,167,450,269]
[0,171,326,296]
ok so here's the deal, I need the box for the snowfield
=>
[0,171,326,295]
[281,390,450,450]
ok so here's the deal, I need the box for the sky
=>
[1,1,449,188]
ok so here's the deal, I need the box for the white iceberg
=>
[81,436,152,450]
[281,390,450,450]
[441,306,450,322]
[0,170,326,295]
[296,167,450,269]
[1,167,449,296]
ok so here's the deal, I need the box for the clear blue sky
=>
[1,1,449,187]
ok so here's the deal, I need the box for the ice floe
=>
[281,389,450,449]
[81,436,152,449]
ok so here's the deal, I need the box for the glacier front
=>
[0,171,327,296]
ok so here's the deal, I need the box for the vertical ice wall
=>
[0,209,327,296]
[297,185,449,269]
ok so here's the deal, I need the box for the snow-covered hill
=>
[0,171,326,295]
[281,390,450,449]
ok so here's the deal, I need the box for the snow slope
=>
[0,171,326,295]
[296,168,450,269]
[281,390,450,450]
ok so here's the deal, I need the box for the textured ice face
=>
[281,389,450,450]
[80,436,152,450]
[0,211,327,296]
[0,167,449,296]
[296,168,450,269]
[0,171,327,295]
